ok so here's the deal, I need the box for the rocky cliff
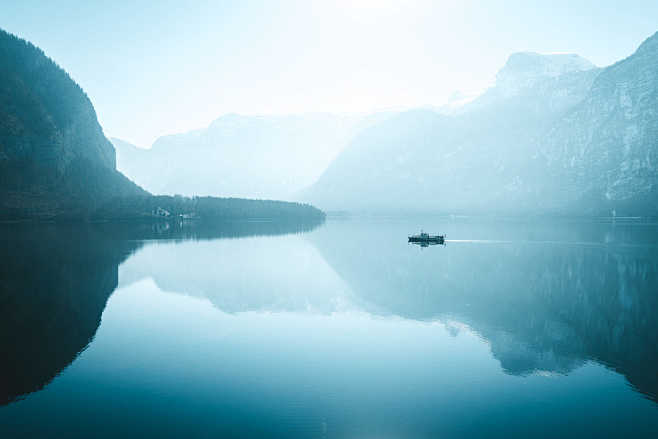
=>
[541,31,658,214]
[304,32,658,216]
[0,29,146,220]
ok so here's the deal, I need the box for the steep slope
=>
[0,29,146,219]
[0,30,324,222]
[304,51,601,213]
[112,112,391,200]
[301,109,459,210]
[540,31,658,214]
[305,33,658,216]
[110,137,149,186]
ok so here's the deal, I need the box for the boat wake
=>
[445,239,655,249]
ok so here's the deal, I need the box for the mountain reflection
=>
[0,224,138,405]
[0,218,323,405]
[2,217,657,408]
[116,217,658,404]
[309,219,658,403]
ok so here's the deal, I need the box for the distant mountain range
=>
[6,24,655,218]
[0,29,323,221]
[303,32,658,216]
[112,112,391,200]
[112,30,658,216]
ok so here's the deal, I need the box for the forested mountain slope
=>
[0,29,146,219]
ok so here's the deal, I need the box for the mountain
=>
[539,32,658,214]
[0,29,146,220]
[112,112,391,200]
[493,52,595,97]
[0,29,325,222]
[304,32,658,216]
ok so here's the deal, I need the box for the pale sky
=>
[3,0,658,147]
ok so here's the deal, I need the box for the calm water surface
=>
[1,218,657,438]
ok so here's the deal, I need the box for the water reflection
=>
[118,228,352,314]
[0,218,323,405]
[0,224,138,405]
[1,217,657,437]
[309,218,658,402]
[409,240,446,248]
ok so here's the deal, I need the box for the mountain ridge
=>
[0,29,325,222]
[303,30,658,216]
[0,28,148,219]
[111,111,394,199]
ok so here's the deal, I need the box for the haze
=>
[3,3,658,437]
[4,0,658,147]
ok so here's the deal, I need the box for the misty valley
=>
[2,3,658,438]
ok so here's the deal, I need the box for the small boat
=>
[408,230,445,245]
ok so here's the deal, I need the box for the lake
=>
[1,217,657,438]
